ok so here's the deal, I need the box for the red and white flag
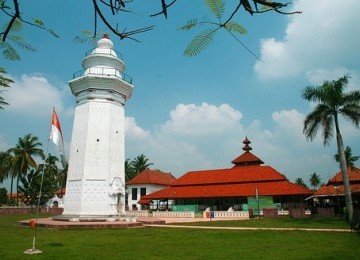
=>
[49,108,64,156]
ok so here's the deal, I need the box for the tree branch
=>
[1,0,20,42]
[93,0,154,41]
[150,0,178,18]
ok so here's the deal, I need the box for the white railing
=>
[278,210,289,215]
[126,210,149,217]
[152,211,195,218]
[203,211,249,219]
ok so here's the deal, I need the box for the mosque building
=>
[140,137,313,213]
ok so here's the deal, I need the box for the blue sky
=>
[1,0,360,190]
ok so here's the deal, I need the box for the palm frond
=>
[0,96,9,109]
[183,27,217,57]
[340,104,360,128]
[0,67,14,87]
[303,104,331,142]
[205,0,225,19]
[301,85,324,103]
[224,22,247,34]
[321,114,334,145]
[178,19,200,31]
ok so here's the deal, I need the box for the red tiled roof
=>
[171,165,286,186]
[55,188,66,195]
[143,180,313,200]
[7,193,22,198]
[315,183,360,196]
[231,151,264,166]
[328,167,360,183]
[127,169,176,185]
[313,167,360,196]
[138,198,153,204]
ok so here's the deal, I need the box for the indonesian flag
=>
[49,108,64,156]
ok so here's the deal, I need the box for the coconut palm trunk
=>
[335,116,353,223]
[9,174,14,205]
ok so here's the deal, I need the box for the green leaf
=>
[49,29,60,38]
[9,39,36,52]
[7,34,24,42]
[178,19,199,31]
[8,19,23,32]
[81,30,94,35]
[224,22,247,34]
[32,18,44,27]
[205,0,225,19]
[184,27,217,57]
[2,45,20,61]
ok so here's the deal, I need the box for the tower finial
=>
[242,137,252,152]
[103,33,109,39]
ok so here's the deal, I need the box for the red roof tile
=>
[231,151,264,166]
[138,198,153,204]
[171,165,286,186]
[328,167,360,183]
[127,169,176,185]
[55,188,66,195]
[313,167,360,196]
[143,180,312,199]
[315,183,360,196]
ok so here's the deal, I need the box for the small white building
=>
[46,188,66,208]
[126,169,176,210]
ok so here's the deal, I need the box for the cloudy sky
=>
[1,0,359,189]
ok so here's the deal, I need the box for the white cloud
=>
[125,103,245,175]
[125,117,149,139]
[254,0,360,81]
[3,74,65,117]
[161,103,243,136]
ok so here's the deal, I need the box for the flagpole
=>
[23,126,52,255]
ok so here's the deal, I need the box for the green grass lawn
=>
[0,214,359,259]
[174,217,352,229]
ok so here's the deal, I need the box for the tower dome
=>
[82,34,125,78]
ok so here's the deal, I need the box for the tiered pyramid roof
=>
[143,137,312,200]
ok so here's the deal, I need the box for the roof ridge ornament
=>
[242,137,252,152]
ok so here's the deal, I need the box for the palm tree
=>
[8,134,45,205]
[58,162,68,193]
[334,146,359,171]
[302,74,360,223]
[0,151,12,182]
[131,154,153,174]
[125,158,136,182]
[295,177,308,188]
[309,173,321,190]
[0,151,13,204]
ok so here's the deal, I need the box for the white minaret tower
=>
[62,35,133,219]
